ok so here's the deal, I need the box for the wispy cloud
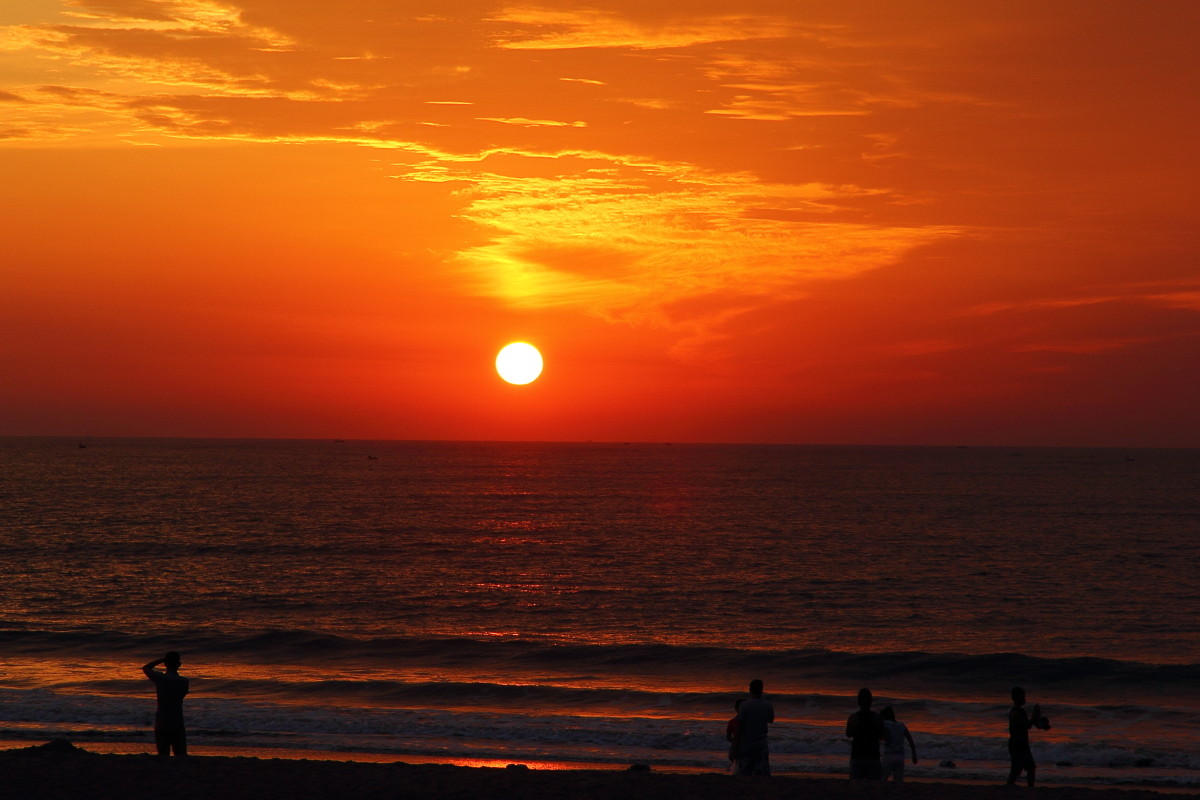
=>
[477,117,586,127]
[491,6,796,50]
[403,149,956,349]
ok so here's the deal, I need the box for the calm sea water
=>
[1,438,1197,786]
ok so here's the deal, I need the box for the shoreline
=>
[2,740,1196,798]
[2,741,1195,800]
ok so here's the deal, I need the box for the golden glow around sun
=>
[495,342,544,385]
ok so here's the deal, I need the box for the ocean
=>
[1,438,1197,787]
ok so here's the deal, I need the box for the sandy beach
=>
[2,741,1190,800]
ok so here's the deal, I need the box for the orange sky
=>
[2,1,1198,446]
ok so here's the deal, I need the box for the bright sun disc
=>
[496,342,543,385]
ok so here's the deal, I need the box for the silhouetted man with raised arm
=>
[143,651,190,756]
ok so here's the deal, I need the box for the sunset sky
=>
[3,1,1198,446]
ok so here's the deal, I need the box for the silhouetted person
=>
[880,705,918,782]
[846,687,886,779]
[143,651,189,756]
[1007,686,1047,787]
[733,679,775,776]
[726,698,744,774]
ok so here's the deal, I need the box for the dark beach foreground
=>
[3,742,1191,800]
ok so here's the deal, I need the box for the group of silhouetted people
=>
[726,679,1047,786]
[726,679,775,775]
[140,653,1046,782]
[845,687,919,780]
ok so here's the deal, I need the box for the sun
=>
[495,342,543,385]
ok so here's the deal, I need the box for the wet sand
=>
[3,741,1189,800]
